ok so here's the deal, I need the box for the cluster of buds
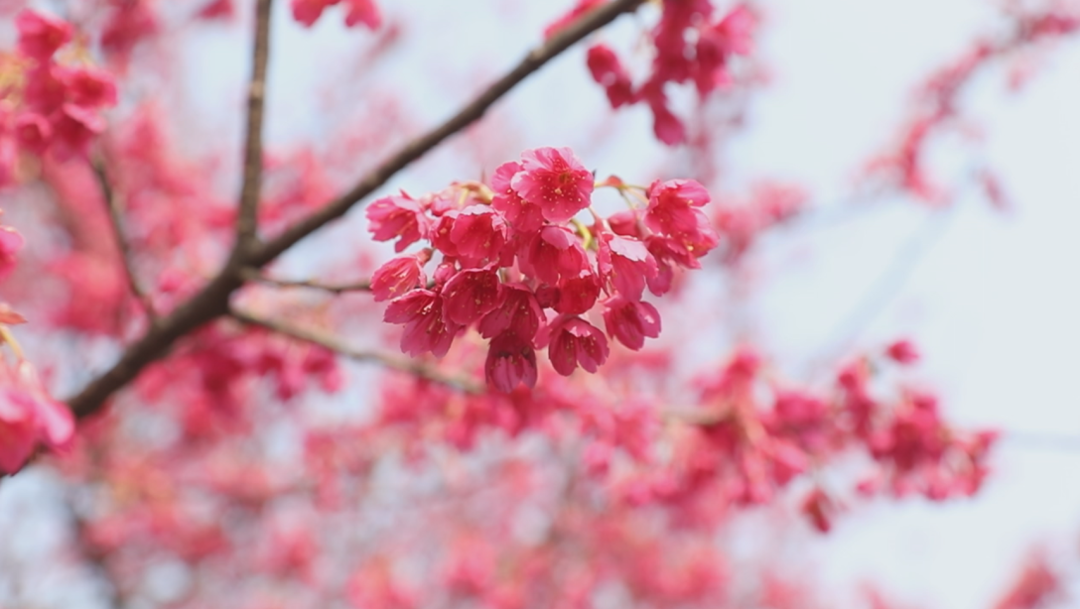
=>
[366,147,719,393]
[0,10,118,186]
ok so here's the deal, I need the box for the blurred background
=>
[2,0,1080,607]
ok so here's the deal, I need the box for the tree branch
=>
[229,308,483,393]
[234,0,274,254]
[249,0,646,267]
[63,0,645,420]
[91,159,157,322]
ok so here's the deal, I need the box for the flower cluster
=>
[292,0,382,29]
[607,343,997,532]
[0,10,118,186]
[367,147,718,393]
[577,1,757,144]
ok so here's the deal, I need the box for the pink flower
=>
[602,297,661,350]
[510,147,594,223]
[366,193,429,252]
[292,0,381,29]
[22,65,65,113]
[520,225,588,286]
[384,290,459,357]
[646,94,686,146]
[0,227,24,282]
[645,179,712,236]
[553,269,602,315]
[0,361,75,475]
[440,267,502,326]
[597,233,657,300]
[491,161,543,234]
[369,256,426,302]
[886,339,920,365]
[478,283,543,342]
[607,209,644,238]
[714,4,757,56]
[49,103,106,159]
[15,10,72,62]
[441,206,509,267]
[60,66,119,109]
[343,0,382,29]
[485,332,538,393]
[539,315,609,376]
[587,44,635,108]
[13,113,51,155]
[292,0,335,26]
[197,0,235,20]
[100,1,159,64]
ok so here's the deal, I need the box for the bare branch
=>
[234,0,274,254]
[64,0,646,419]
[229,308,483,393]
[91,159,157,322]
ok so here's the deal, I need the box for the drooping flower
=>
[0,227,24,282]
[369,255,427,302]
[510,147,594,223]
[490,161,543,234]
[553,269,602,315]
[291,0,335,26]
[445,206,509,267]
[343,0,382,29]
[519,225,588,286]
[485,332,538,393]
[366,193,429,252]
[440,266,502,326]
[886,339,920,365]
[0,361,75,475]
[597,233,657,300]
[478,283,543,342]
[586,44,635,108]
[602,297,661,350]
[50,103,107,159]
[60,66,120,109]
[645,179,712,237]
[384,290,459,357]
[13,113,51,155]
[15,10,72,62]
[539,315,609,376]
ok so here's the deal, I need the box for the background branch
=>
[229,308,483,393]
[233,0,274,253]
[91,159,156,322]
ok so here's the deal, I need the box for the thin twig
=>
[229,308,484,393]
[64,0,646,419]
[234,0,274,254]
[92,159,157,322]
[821,206,957,367]
[241,268,372,294]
